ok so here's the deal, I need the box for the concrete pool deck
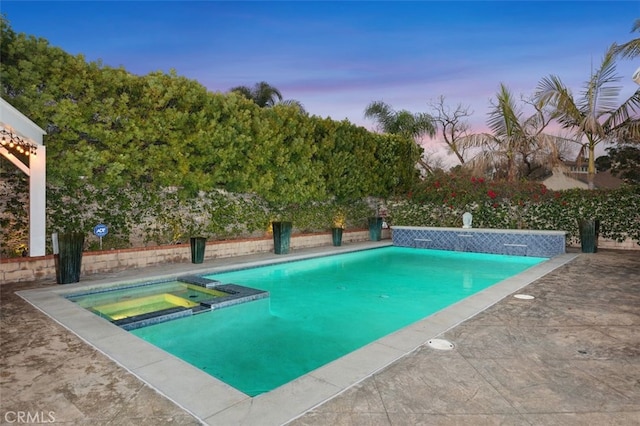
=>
[2,242,639,425]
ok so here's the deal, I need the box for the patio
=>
[1,246,639,425]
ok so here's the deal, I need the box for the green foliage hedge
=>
[1,19,419,204]
[44,184,376,252]
[0,18,421,254]
[4,158,639,256]
[1,160,380,256]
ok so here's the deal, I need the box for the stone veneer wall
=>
[1,229,388,284]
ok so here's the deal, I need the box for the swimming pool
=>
[20,242,575,424]
[129,247,545,396]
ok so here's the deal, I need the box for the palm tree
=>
[229,81,306,113]
[364,100,436,173]
[230,81,282,107]
[461,84,563,182]
[535,44,640,188]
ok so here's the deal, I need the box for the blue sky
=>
[2,1,639,159]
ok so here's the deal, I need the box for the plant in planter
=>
[578,218,599,253]
[368,201,385,241]
[269,202,299,255]
[331,211,346,247]
[368,216,383,241]
[53,231,85,284]
[47,182,93,284]
[271,220,292,254]
[189,235,207,263]
[184,200,211,264]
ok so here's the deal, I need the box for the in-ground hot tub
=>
[392,226,566,257]
[66,276,268,330]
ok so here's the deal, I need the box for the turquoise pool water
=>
[131,247,546,396]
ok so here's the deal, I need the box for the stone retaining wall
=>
[568,237,640,251]
[1,229,385,284]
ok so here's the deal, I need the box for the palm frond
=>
[458,132,498,149]
[603,88,640,132]
[364,101,395,132]
[410,111,437,138]
[578,45,622,120]
[608,118,640,144]
[364,101,436,139]
[488,84,522,138]
[463,147,503,177]
[254,81,283,107]
[278,99,307,114]
[614,18,640,59]
[229,82,287,108]
[536,76,582,127]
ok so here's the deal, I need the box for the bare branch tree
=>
[428,96,474,165]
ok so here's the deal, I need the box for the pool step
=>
[115,306,194,331]
[177,275,221,288]
[200,284,269,310]
[178,275,269,309]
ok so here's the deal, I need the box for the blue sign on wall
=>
[93,224,108,238]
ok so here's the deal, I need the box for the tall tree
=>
[364,100,436,173]
[428,96,473,165]
[535,44,640,188]
[462,84,561,182]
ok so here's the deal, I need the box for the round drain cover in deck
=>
[427,339,454,350]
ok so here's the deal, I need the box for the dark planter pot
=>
[578,219,599,253]
[55,232,85,284]
[331,228,343,246]
[368,217,383,241]
[272,221,292,254]
[190,237,207,264]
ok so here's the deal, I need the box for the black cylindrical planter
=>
[56,232,85,284]
[331,228,343,246]
[368,217,383,241]
[578,219,599,253]
[190,237,207,263]
[272,221,292,254]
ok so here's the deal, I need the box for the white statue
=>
[462,212,473,229]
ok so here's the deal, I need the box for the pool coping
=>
[391,225,568,235]
[17,243,578,426]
